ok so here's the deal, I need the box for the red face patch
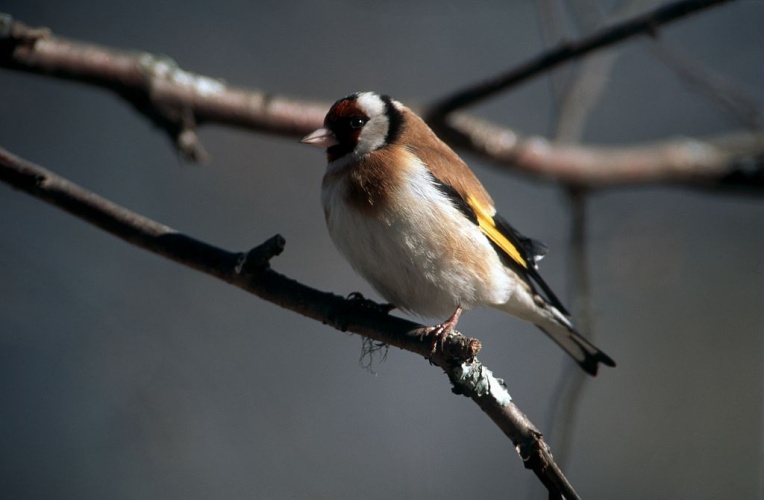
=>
[324,96,370,161]
[326,98,362,124]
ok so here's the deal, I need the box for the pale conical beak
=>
[301,127,339,148]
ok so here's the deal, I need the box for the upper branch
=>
[425,0,735,118]
[2,11,761,191]
[0,14,326,160]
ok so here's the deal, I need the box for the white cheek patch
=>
[354,92,389,156]
[356,116,389,155]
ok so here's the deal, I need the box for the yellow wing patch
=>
[467,196,527,269]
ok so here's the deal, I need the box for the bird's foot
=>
[424,306,463,355]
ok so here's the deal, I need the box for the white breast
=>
[322,156,515,319]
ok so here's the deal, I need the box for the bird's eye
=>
[349,117,367,130]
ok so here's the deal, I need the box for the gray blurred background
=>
[1,1,762,499]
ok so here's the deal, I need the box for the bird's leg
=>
[425,306,463,353]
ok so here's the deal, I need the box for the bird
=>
[301,91,615,376]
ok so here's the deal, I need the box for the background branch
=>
[425,0,733,118]
[536,0,615,475]
[2,10,761,191]
[649,39,763,131]
[442,118,764,190]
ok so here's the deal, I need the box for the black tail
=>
[536,321,616,376]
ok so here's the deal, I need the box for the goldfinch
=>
[302,92,615,375]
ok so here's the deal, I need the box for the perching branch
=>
[0,145,580,500]
[1,9,761,191]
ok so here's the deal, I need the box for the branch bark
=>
[1,10,761,190]
[0,145,580,499]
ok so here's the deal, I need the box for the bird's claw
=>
[424,323,453,355]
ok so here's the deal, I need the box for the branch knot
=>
[235,234,286,275]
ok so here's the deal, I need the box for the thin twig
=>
[538,1,623,473]
[649,39,763,131]
[0,145,581,499]
[426,0,735,118]
[550,188,593,469]
[536,0,575,106]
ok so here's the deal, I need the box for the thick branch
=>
[0,145,580,499]
[426,0,735,117]
[2,12,761,190]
